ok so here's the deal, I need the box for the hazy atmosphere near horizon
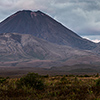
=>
[0,0,100,42]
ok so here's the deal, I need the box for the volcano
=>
[0,10,100,70]
[0,10,96,50]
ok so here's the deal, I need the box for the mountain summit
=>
[0,10,96,50]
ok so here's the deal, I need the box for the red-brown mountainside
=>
[0,10,96,50]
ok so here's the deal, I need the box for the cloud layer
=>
[83,35,100,43]
[0,0,100,36]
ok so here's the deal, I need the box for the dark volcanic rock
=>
[0,10,97,50]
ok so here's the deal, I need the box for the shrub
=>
[60,75,68,84]
[84,74,90,77]
[96,78,100,86]
[43,74,49,78]
[68,74,75,77]
[0,77,7,83]
[17,73,45,90]
[95,73,99,77]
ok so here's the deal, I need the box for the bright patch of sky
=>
[82,35,100,43]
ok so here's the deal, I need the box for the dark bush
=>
[95,73,99,77]
[60,75,68,84]
[43,74,49,78]
[0,77,7,83]
[96,78,100,86]
[84,74,90,77]
[17,73,45,90]
[68,75,75,77]
[61,75,67,81]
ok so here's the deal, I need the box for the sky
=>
[0,0,100,42]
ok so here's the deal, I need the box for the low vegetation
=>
[0,73,100,100]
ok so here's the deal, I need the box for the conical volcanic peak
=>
[8,10,46,20]
[0,10,48,34]
[0,10,96,50]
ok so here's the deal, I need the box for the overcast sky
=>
[0,0,100,42]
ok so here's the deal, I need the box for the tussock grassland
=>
[0,73,100,100]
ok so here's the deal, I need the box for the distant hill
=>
[0,33,95,62]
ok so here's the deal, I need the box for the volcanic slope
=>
[0,10,97,50]
[0,33,94,62]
